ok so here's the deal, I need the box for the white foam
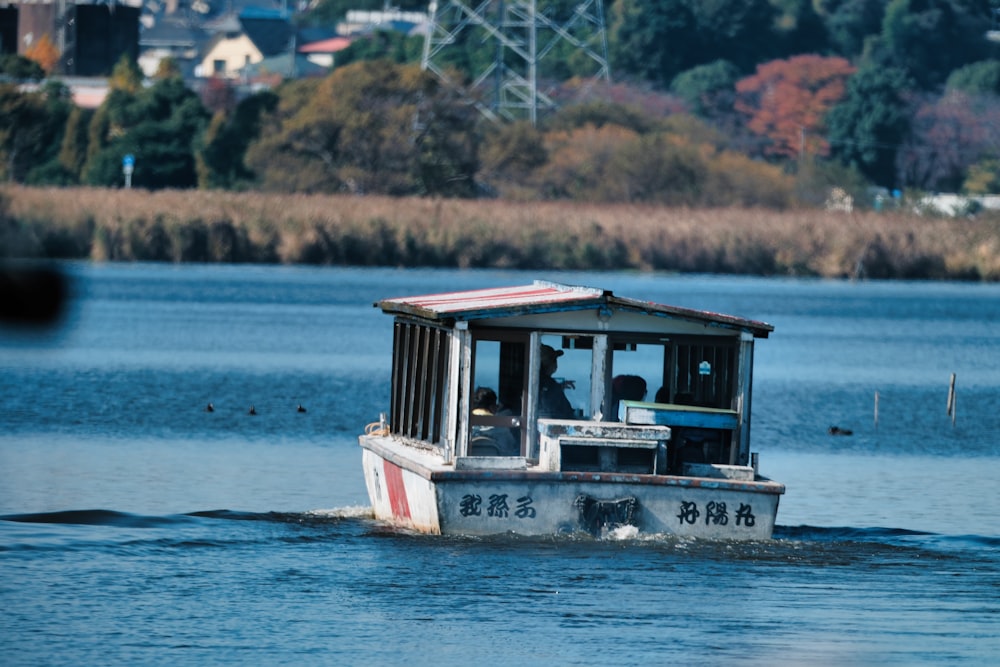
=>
[304,505,374,520]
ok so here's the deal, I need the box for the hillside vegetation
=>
[2,1,999,203]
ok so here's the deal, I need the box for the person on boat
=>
[538,344,576,419]
[471,386,519,456]
[611,374,647,420]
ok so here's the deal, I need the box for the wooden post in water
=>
[946,373,957,426]
[874,391,879,431]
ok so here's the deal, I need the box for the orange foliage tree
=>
[735,55,855,160]
[24,33,61,74]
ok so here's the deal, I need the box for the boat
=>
[358,281,784,539]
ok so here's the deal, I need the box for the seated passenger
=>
[538,344,575,419]
[471,386,519,456]
[611,374,647,420]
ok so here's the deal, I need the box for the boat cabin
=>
[375,281,772,477]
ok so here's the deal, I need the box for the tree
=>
[869,0,993,90]
[245,61,479,196]
[963,157,1000,194]
[196,90,278,189]
[827,66,913,187]
[82,75,210,189]
[735,55,855,159]
[609,0,699,87]
[335,31,423,67]
[24,81,75,185]
[0,85,49,182]
[770,0,829,56]
[154,57,183,81]
[478,120,548,192]
[109,54,144,94]
[0,54,45,81]
[58,106,94,180]
[544,100,657,134]
[24,33,60,74]
[671,60,741,118]
[690,0,778,74]
[815,0,888,59]
[896,91,1000,191]
[200,77,237,115]
[946,59,1000,95]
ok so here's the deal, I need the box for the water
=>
[2,264,998,666]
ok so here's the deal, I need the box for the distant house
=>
[298,36,353,69]
[138,16,209,78]
[338,8,428,36]
[196,7,293,79]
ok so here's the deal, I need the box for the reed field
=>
[3,186,999,280]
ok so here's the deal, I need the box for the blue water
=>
[2,264,999,666]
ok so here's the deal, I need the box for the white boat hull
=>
[360,436,783,539]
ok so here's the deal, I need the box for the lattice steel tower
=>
[422,0,610,125]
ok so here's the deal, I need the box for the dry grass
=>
[3,185,999,280]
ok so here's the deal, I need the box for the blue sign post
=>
[123,154,135,189]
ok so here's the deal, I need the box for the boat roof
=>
[375,281,773,338]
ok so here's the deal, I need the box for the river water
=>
[2,263,998,666]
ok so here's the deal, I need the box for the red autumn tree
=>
[735,55,855,160]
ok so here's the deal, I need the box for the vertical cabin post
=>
[526,331,542,460]
[590,334,608,420]
[446,321,470,463]
[732,332,755,465]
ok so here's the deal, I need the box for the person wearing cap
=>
[538,344,575,418]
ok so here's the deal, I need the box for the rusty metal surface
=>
[375,280,773,337]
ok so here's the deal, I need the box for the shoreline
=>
[3,186,999,280]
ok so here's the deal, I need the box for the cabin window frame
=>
[606,333,740,411]
[466,328,531,456]
[389,317,449,449]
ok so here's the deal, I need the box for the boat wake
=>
[3,510,993,557]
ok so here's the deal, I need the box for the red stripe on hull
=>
[383,460,411,519]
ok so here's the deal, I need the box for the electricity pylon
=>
[422,0,610,125]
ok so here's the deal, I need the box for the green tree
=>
[670,60,740,118]
[867,0,992,90]
[770,0,829,56]
[58,106,94,180]
[154,57,183,81]
[947,59,1000,95]
[24,81,76,185]
[816,0,888,58]
[691,0,778,74]
[609,0,699,87]
[196,91,278,189]
[0,84,49,182]
[109,53,144,94]
[827,66,913,186]
[0,54,45,81]
[963,157,1000,194]
[82,75,210,189]
[335,30,423,67]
